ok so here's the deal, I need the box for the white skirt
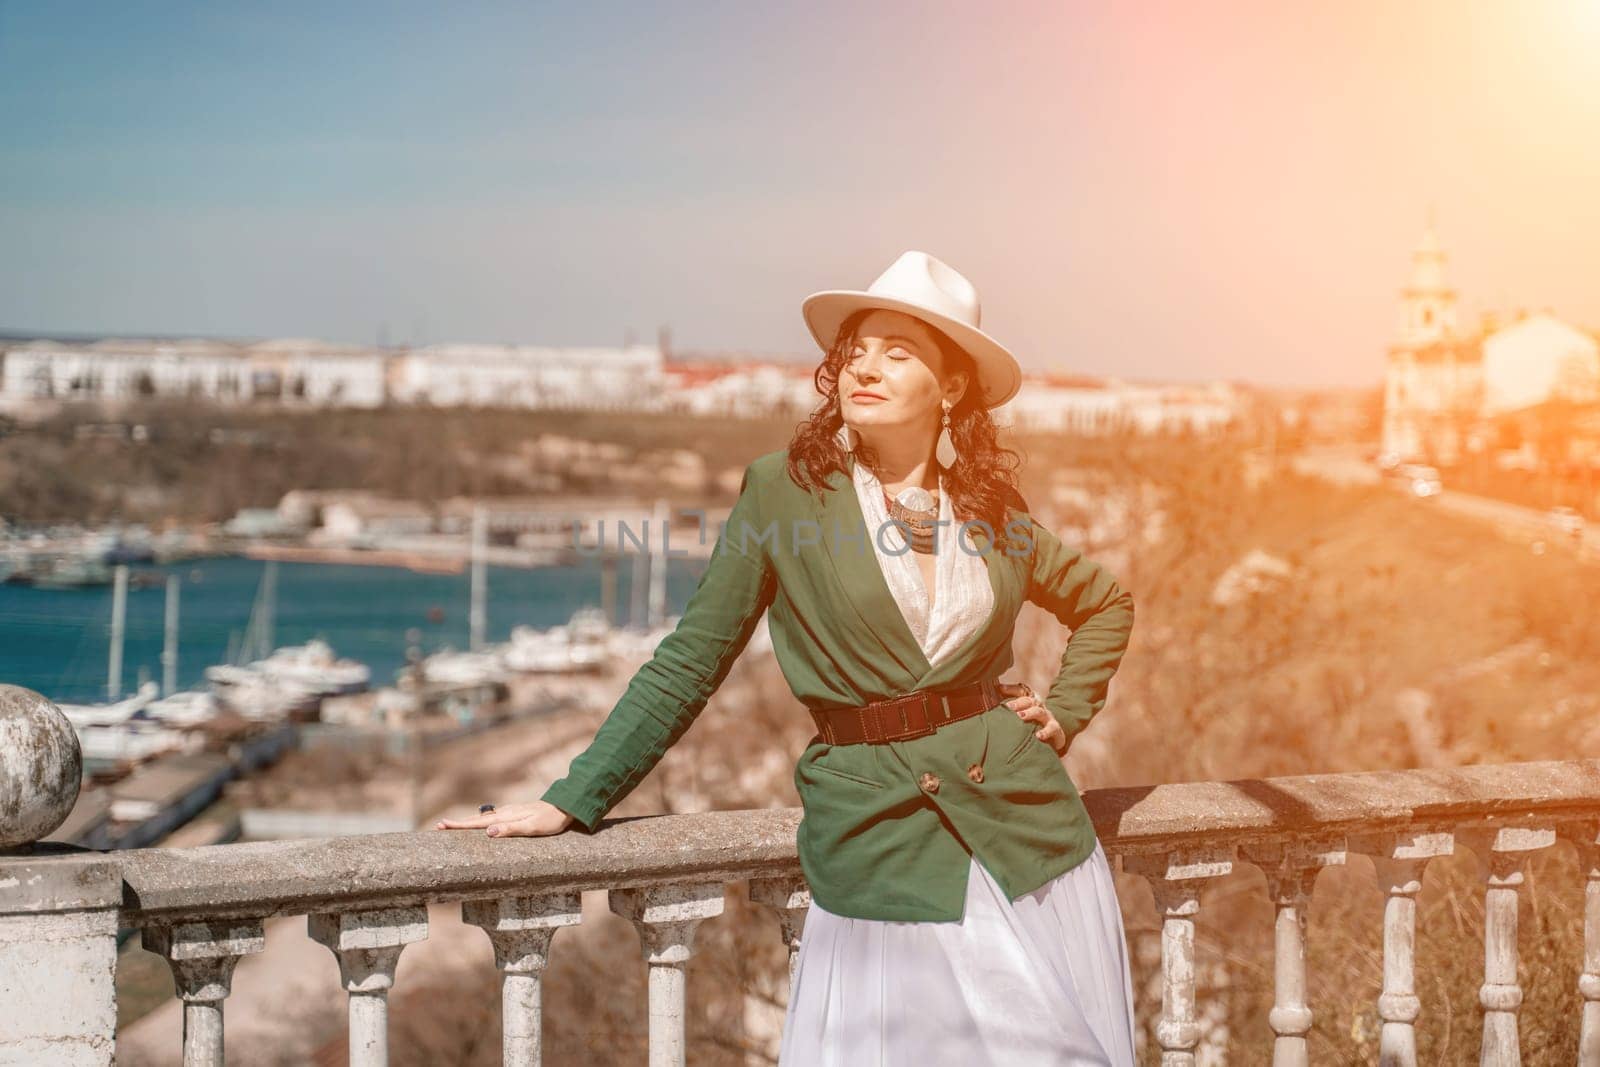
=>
[778,840,1137,1066]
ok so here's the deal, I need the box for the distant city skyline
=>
[2,1,1597,387]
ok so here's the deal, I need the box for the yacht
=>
[144,690,222,727]
[56,681,160,727]
[205,639,371,720]
[75,719,187,763]
[504,607,613,674]
[253,640,371,694]
[418,648,508,687]
[213,676,322,721]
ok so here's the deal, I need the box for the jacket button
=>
[918,771,941,794]
[966,762,984,784]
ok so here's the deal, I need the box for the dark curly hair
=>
[784,308,1031,553]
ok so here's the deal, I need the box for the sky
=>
[2,1,1598,387]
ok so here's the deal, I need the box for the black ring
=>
[479,803,496,814]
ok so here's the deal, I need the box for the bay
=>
[0,556,704,704]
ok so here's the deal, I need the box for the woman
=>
[438,251,1139,1065]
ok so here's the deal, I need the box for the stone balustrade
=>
[4,681,1600,1065]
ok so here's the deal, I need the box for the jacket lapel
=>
[809,453,1013,693]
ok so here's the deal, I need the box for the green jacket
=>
[541,447,1135,922]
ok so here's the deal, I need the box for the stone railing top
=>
[0,851,122,916]
[9,758,1598,924]
[119,808,804,923]
[1086,758,1600,849]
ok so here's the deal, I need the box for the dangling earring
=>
[834,422,859,453]
[935,401,958,468]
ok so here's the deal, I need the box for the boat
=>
[210,673,322,721]
[418,648,508,687]
[102,537,156,565]
[144,690,222,727]
[201,563,373,719]
[208,639,372,695]
[503,607,613,675]
[75,719,187,763]
[28,555,115,589]
[56,681,161,727]
[253,640,371,694]
[607,620,680,660]
[503,632,587,673]
[58,681,185,763]
[563,606,613,668]
[566,605,611,642]
[204,663,261,688]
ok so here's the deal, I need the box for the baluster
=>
[1558,821,1600,1066]
[308,906,428,1067]
[1350,831,1452,1067]
[1460,826,1557,1067]
[610,882,725,1067]
[462,892,583,1067]
[1126,849,1234,1067]
[748,876,810,986]
[1352,829,1455,1067]
[1241,840,1346,1067]
[143,919,266,1067]
[747,877,811,1065]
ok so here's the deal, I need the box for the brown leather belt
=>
[809,677,1003,745]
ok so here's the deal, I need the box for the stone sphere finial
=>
[0,685,83,850]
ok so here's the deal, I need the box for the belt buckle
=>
[884,694,927,741]
[918,691,951,736]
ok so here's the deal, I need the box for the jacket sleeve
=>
[540,462,778,831]
[1021,514,1135,751]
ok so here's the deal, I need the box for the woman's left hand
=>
[999,681,1068,757]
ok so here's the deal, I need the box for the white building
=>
[316,496,435,542]
[0,339,250,408]
[658,358,1242,433]
[0,336,666,413]
[1003,376,1241,435]
[1381,222,1599,462]
[1481,314,1598,416]
[246,339,388,408]
[0,331,1248,436]
[0,337,387,411]
[662,362,818,417]
[392,344,664,410]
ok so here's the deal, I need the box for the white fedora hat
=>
[801,250,1022,409]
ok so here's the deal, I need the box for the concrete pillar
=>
[1126,849,1234,1067]
[461,892,583,1067]
[1,686,110,1066]
[1560,822,1600,1067]
[748,877,810,987]
[1460,826,1557,1067]
[746,877,810,1065]
[142,919,266,1067]
[610,882,725,1067]
[1355,830,1455,1067]
[1241,840,1346,1067]
[0,852,122,1066]
[308,906,428,1067]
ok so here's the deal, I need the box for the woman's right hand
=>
[434,800,575,838]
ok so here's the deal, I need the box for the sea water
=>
[0,556,702,704]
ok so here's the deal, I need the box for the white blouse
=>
[851,459,995,668]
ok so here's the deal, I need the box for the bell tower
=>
[1382,212,1484,464]
[1399,214,1458,345]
